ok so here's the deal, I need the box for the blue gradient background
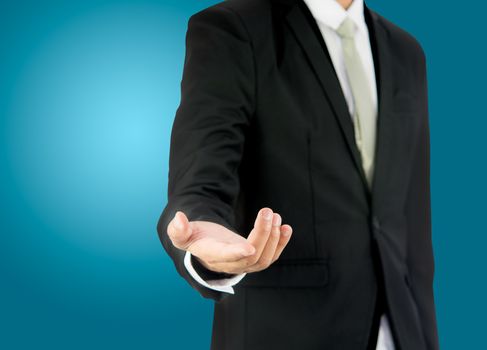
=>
[0,0,485,349]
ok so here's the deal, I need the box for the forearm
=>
[404,49,439,350]
[156,3,255,301]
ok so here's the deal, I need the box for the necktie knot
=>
[336,17,356,39]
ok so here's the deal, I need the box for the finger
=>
[246,207,274,259]
[208,214,283,274]
[271,224,293,263]
[167,211,192,250]
[247,213,282,272]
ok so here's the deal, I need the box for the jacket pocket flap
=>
[238,259,329,288]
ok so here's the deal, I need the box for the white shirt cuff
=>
[183,251,247,294]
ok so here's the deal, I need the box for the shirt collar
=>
[301,0,368,35]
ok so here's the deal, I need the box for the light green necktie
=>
[336,17,377,189]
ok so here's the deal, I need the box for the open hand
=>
[166,207,293,275]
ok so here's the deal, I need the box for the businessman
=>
[157,0,439,349]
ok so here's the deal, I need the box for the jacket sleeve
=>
[156,4,255,302]
[404,50,440,350]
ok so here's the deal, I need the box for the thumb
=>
[167,211,193,250]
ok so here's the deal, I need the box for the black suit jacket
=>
[157,0,439,349]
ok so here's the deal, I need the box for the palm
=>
[187,221,250,263]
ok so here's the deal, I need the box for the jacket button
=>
[372,216,381,230]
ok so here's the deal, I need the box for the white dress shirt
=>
[184,0,395,349]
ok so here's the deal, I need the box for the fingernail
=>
[262,208,272,220]
[272,214,282,226]
[283,228,292,237]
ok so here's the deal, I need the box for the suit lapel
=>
[285,1,371,196]
[285,1,399,208]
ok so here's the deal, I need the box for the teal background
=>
[0,0,484,349]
